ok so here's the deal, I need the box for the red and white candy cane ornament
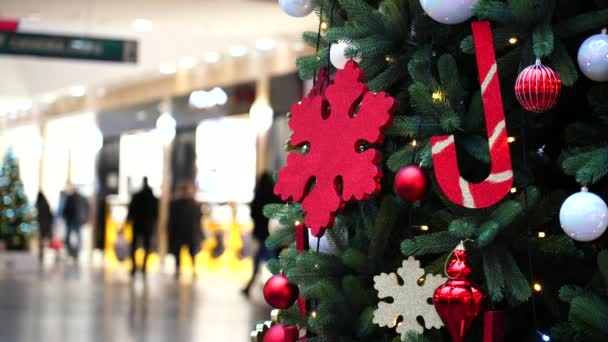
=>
[430,21,513,209]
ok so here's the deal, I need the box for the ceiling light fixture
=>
[256,38,275,51]
[132,18,153,32]
[69,85,86,97]
[229,45,248,57]
[179,57,197,69]
[41,93,56,105]
[16,99,32,112]
[204,52,221,64]
[189,87,228,109]
[159,63,177,75]
[156,112,176,143]
[250,97,274,133]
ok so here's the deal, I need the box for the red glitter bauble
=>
[514,58,562,113]
[263,274,299,309]
[263,324,299,342]
[394,165,428,202]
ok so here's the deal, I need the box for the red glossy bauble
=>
[263,324,299,342]
[514,58,562,113]
[433,242,486,342]
[263,274,299,309]
[394,165,428,202]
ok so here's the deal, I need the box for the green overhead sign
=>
[0,31,137,63]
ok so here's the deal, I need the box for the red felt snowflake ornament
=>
[275,61,397,237]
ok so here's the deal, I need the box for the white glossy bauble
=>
[308,227,347,255]
[560,188,608,242]
[330,41,360,69]
[578,30,608,82]
[419,0,479,25]
[278,0,314,17]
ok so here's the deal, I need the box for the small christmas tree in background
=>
[0,150,37,250]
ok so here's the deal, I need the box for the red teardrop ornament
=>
[433,242,486,342]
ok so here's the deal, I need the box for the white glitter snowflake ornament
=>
[373,257,446,339]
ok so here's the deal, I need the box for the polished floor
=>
[0,264,270,342]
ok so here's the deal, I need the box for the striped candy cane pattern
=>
[430,21,513,209]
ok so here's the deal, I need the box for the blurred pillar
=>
[66,148,72,185]
[89,120,103,258]
[156,99,175,264]
[158,143,172,261]
[256,133,269,177]
[251,55,273,177]
[37,120,47,191]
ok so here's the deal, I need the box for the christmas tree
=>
[257,1,608,341]
[0,150,37,250]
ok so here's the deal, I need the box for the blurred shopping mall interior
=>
[0,1,316,341]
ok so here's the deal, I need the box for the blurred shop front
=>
[96,72,302,275]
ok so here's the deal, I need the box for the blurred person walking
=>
[36,191,53,264]
[124,177,158,277]
[242,172,280,297]
[62,185,89,259]
[168,181,203,280]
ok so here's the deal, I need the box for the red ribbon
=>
[483,310,504,342]
[295,222,308,341]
